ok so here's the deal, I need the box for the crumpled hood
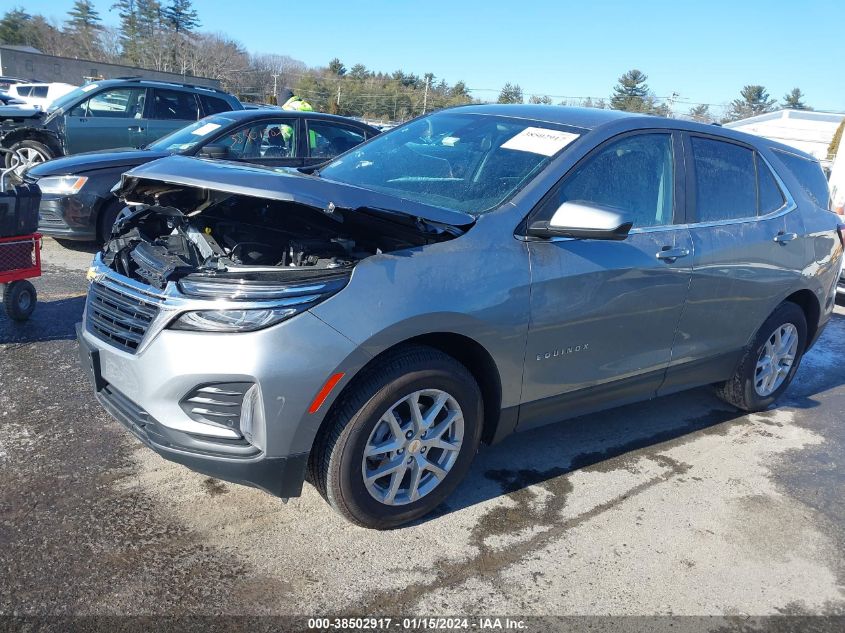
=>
[120,155,476,228]
[28,148,170,178]
[0,105,43,120]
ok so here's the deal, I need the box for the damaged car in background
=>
[79,106,843,529]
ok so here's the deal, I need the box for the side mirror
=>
[528,201,632,241]
[199,144,228,159]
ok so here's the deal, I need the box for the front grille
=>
[86,282,159,353]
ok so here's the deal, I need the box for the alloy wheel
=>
[754,323,799,396]
[10,147,48,176]
[362,389,464,506]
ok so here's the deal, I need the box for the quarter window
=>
[772,149,830,209]
[200,94,232,116]
[691,137,757,222]
[757,155,785,215]
[550,133,675,228]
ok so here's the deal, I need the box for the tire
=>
[97,199,125,243]
[5,140,54,175]
[3,280,37,321]
[715,301,807,412]
[311,345,483,529]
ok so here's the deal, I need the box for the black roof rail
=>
[109,76,227,94]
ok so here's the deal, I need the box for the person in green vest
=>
[278,87,313,112]
[277,87,319,152]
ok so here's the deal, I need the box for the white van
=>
[8,82,77,110]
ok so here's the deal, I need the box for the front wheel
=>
[3,280,37,321]
[311,346,483,529]
[6,140,54,176]
[715,301,807,411]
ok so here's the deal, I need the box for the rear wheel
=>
[311,346,483,529]
[3,280,37,321]
[715,301,807,411]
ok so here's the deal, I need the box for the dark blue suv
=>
[0,78,242,173]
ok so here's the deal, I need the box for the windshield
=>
[147,115,237,152]
[317,111,581,214]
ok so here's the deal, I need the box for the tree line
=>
[497,69,813,123]
[0,2,473,121]
[0,4,816,123]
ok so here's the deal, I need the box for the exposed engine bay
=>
[102,176,466,290]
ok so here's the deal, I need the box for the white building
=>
[724,109,844,168]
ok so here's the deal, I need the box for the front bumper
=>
[37,194,96,240]
[76,264,365,497]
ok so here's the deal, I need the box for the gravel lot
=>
[1,237,844,621]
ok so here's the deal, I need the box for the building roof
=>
[724,109,845,128]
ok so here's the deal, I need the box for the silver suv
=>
[78,105,844,529]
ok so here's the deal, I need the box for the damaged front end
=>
[95,157,472,334]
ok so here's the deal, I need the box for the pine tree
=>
[163,0,198,33]
[327,58,346,76]
[782,88,811,110]
[610,69,649,111]
[0,8,40,46]
[111,0,141,65]
[67,1,101,31]
[724,85,776,122]
[497,83,523,104]
[689,104,712,123]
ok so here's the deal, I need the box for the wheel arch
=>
[308,331,507,463]
[1,128,62,155]
[783,288,821,349]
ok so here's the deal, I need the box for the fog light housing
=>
[179,382,253,436]
[239,383,266,450]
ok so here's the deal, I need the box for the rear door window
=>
[690,137,757,222]
[306,120,367,158]
[152,89,200,121]
[772,149,830,209]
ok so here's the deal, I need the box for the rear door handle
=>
[773,232,798,244]
[127,125,145,132]
[656,247,690,262]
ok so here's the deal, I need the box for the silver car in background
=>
[78,105,844,528]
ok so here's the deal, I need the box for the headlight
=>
[37,175,88,195]
[170,307,299,332]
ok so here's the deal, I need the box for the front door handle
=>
[127,125,145,132]
[656,246,690,262]
[773,232,798,244]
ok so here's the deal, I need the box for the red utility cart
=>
[0,152,42,321]
[0,232,41,320]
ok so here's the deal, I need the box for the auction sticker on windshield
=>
[191,122,222,136]
[501,127,579,156]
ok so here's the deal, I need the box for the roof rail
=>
[111,76,226,94]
